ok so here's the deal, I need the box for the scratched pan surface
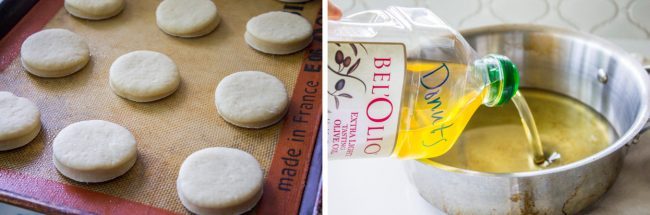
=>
[0,0,319,213]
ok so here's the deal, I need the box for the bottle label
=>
[328,42,406,159]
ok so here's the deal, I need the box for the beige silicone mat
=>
[0,0,320,213]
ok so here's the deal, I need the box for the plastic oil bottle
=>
[328,7,526,160]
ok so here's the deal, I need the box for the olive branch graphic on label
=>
[328,43,368,109]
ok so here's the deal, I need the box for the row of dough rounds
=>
[0,107,263,214]
[5,0,314,214]
[65,0,313,53]
[23,0,314,79]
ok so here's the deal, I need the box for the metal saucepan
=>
[406,24,650,214]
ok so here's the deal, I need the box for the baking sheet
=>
[0,0,320,213]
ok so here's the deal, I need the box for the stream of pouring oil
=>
[511,91,557,166]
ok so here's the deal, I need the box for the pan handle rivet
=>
[597,69,608,84]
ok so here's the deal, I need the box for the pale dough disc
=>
[64,0,125,20]
[215,71,289,128]
[245,11,313,55]
[109,50,181,102]
[0,92,41,151]
[177,147,263,215]
[53,120,137,183]
[21,29,90,78]
[156,0,220,38]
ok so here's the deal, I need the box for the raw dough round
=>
[156,0,220,38]
[215,71,289,128]
[109,50,180,102]
[177,147,263,215]
[21,29,90,78]
[245,11,312,55]
[0,92,41,151]
[64,0,125,20]
[53,120,137,183]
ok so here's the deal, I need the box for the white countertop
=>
[329,158,445,214]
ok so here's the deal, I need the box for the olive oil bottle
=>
[328,7,521,159]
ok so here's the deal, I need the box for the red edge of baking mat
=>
[254,7,323,215]
[0,169,174,215]
[0,1,323,215]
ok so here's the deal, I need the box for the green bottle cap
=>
[484,54,520,106]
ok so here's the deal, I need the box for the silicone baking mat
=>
[0,0,322,214]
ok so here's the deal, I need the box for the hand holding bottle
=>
[328,1,342,20]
